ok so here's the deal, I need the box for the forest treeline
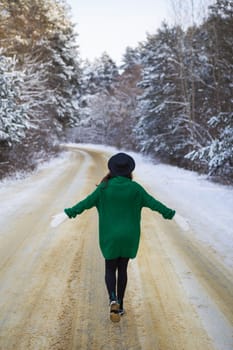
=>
[0,0,232,183]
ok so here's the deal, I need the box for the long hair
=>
[99,172,133,187]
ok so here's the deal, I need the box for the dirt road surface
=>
[0,146,232,350]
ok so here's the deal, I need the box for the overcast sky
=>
[65,0,171,65]
[65,0,214,65]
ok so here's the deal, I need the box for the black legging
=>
[105,257,129,309]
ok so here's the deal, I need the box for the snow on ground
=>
[70,143,233,270]
[1,143,232,350]
[133,154,233,270]
[0,152,69,223]
[1,142,232,271]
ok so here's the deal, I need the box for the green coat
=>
[64,176,175,259]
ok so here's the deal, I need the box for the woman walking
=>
[64,152,175,322]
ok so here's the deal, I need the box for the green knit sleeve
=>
[141,187,175,219]
[64,187,100,219]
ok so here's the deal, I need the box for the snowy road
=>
[0,145,232,350]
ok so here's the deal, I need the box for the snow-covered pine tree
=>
[0,0,82,176]
[108,46,143,150]
[186,113,233,181]
[45,29,81,128]
[185,0,233,180]
[0,53,30,146]
[27,0,81,129]
[76,53,119,144]
[77,48,142,148]
[91,52,119,93]
[120,46,141,72]
[0,0,81,130]
[134,24,195,165]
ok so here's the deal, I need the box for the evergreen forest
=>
[0,0,232,184]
